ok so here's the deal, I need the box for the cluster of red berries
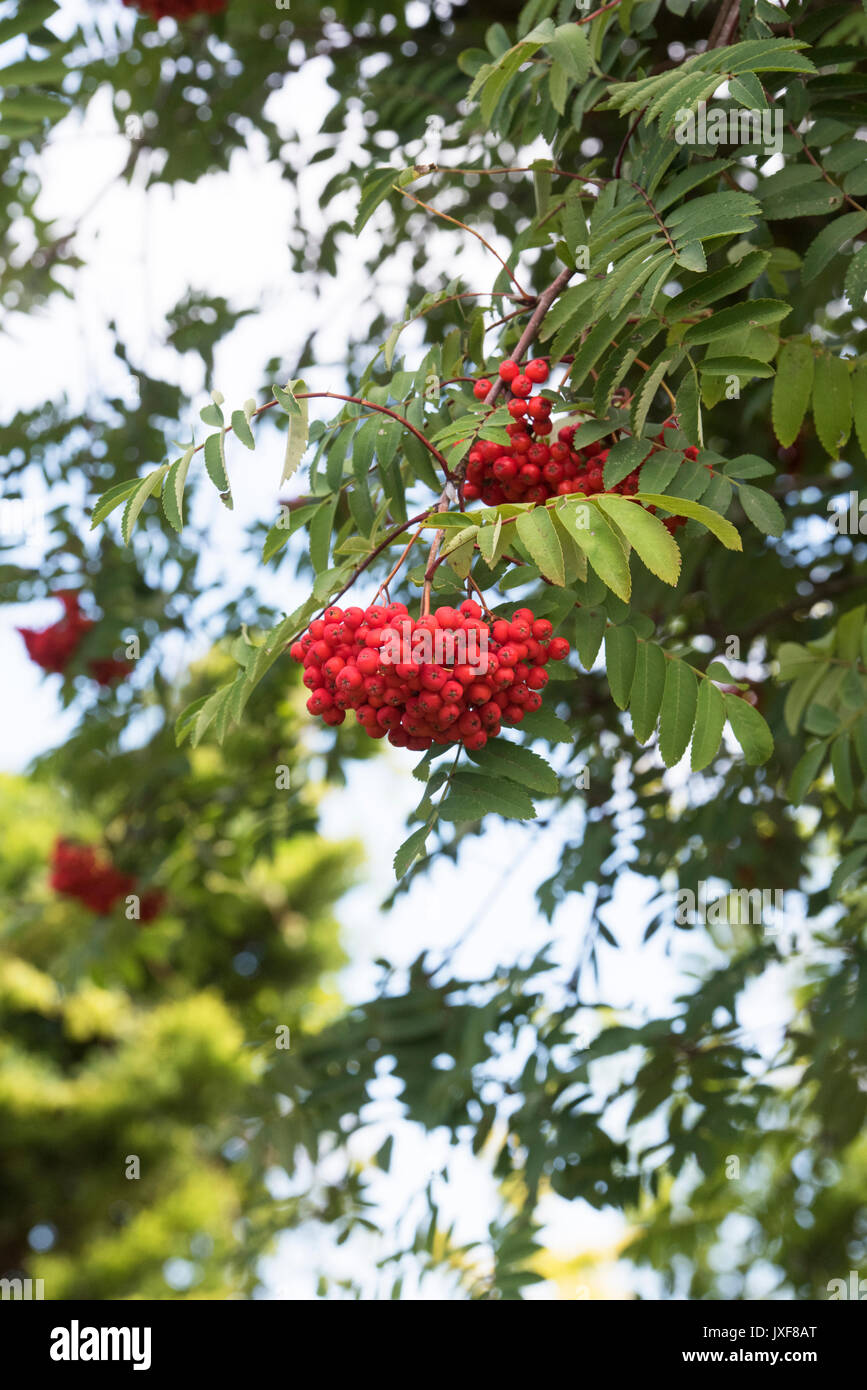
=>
[464,361,696,533]
[50,839,165,920]
[124,0,226,19]
[18,591,132,687]
[290,601,570,752]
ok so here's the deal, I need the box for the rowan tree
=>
[3,0,867,1299]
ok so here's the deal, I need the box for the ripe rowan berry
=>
[510,374,532,398]
[474,378,493,400]
[467,681,492,703]
[498,360,520,382]
[421,665,447,691]
[548,637,570,660]
[493,456,517,482]
[525,359,550,383]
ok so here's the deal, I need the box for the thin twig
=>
[396,186,530,298]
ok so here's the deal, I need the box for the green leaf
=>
[594,496,682,586]
[665,249,771,316]
[629,640,666,744]
[737,483,785,537]
[676,368,703,449]
[724,693,774,765]
[690,679,726,771]
[231,409,256,450]
[90,477,141,530]
[658,659,698,767]
[845,243,867,309]
[830,845,867,896]
[468,739,559,795]
[812,353,852,458]
[121,467,169,545]
[516,506,565,585]
[723,454,775,479]
[637,448,683,493]
[572,608,606,670]
[558,500,631,601]
[355,166,415,234]
[309,497,339,574]
[772,339,814,448]
[633,493,741,549]
[477,516,510,568]
[161,445,195,533]
[853,362,867,457]
[204,431,229,493]
[0,2,58,45]
[802,210,867,284]
[0,56,68,86]
[273,381,302,418]
[788,742,826,804]
[547,23,590,81]
[631,352,679,436]
[0,93,68,121]
[263,523,291,564]
[282,396,310,484]
[698,356,775,379]
[394,827,430,879]
[831,733,855,809]
[604,625,637,710]
[683,299,790,346]
[519,709,573,743]
[441,772,536,822]
[602,436,652,490]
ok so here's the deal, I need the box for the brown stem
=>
[483,266,575,409]
[329,508,435,609]
[709,0,741,48]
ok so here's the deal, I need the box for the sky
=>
[0,0,812,1299]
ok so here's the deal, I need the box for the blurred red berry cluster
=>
[50,839,165,921]
[123,0,227,20]
[17,592,133,687]
[463,360,696,533]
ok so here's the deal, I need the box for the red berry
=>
[492,456,517,482]
[498,360,520,382]
[510,374,532,398]
[548,637,570,661]
[525,359,549,383]
[474,378,493,400]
